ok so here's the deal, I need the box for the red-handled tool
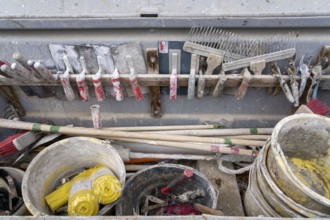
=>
[92,56,106,102]
[60,55,76,101]
[160,169,193,195]
[126,55,143,101]
[76,56,90,101]
[112,68,124,101]
[169,52,179,100]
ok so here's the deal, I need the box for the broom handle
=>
[0,119,265,147]
[102,124,220,131]
[217,135,270,140]
[113,137,258,156]
[140,128,273,136]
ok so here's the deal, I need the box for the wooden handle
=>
[193,203,224,216]
[113,137,259,156]
[143,128,273,136]
[103,124,220,131]
[0,119,265,147]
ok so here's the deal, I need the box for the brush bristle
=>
[306,99,330,116]
[0,132,24,157]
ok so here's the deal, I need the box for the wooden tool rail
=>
[0,74,329,88]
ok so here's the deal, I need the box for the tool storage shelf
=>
[0,0,330,219]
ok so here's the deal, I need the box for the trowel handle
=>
[169,70,177,100]
[92,77,105,102]
[76,75,89,101]
[60,72,76,101]
[129,74,143,101]
[236,68,252,100]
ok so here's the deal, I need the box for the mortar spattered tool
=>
[126,55,143,101]
[12,52,54,98]
[76,56,90,101]
[286,55,300,107]
[184,27,246,97]
[0,60,40,98]
[271,62,295,104]
[60,55,76,101]
[92,56,107,102]
[48,44,113,101]
[297,54,312,98]
[111,42,148,98]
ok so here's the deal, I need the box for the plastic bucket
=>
[0,167,28,215]
[267,114,330,214]
[116,163,217,216]
[21,137,126,216]
[244,161,279,217]
[260,141,328,217]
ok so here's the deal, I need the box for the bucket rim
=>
[22,136,126,216]
[270,114,330,206]
[115,163,218,215]
[260,141,329,217]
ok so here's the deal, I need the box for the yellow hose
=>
[67,180,99,216]
[45,164,121,213]
[45,168,96,212]
[90,166,122,204]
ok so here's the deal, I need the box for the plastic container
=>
[245,114,330,217]
[21,137,125,216]
[267,114,330,214]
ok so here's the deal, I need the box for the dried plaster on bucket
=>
[269,114,330,211]
[22,137,126,216]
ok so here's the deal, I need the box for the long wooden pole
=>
[141,128,273,136]
[0,119,266,147]
[102,124,220,131]
[113,137,259,156]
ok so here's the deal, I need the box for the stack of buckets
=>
[245,114,330,217]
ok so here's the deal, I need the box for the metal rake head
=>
[185,26,297,63]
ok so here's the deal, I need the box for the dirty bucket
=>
[0,167,28,216]
[245,114,330,217]
[116,164,217,216]
[267,114,330,214]
[22,137,126,216]
[260,141,328,217]
[244,161,280,217]
[245,141,329,217]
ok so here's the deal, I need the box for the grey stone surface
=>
[197,160,245,216]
